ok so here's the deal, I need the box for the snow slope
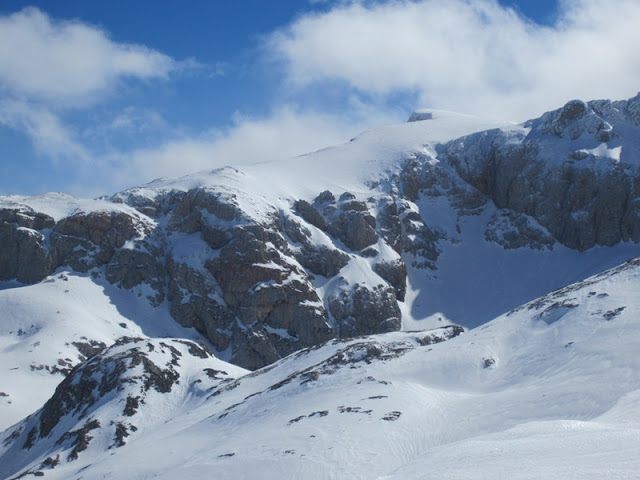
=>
[118,109,513,207]
[2,256,639,479]
[401,203,640,329]
[0,192,153,223]
[0,271,209,432]
[3,106,637,341]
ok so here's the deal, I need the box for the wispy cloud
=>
[268,0,640,121]
[0,7,190,195]
[0,99,90,163]
[118,104,401,185]
[0,7,180,105]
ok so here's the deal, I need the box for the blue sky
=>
[1,0,639,197]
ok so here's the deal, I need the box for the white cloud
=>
[0,7,398,197]
[269,0,640,121]
[0,7,178,105]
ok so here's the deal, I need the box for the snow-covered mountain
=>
[1,94,640,478]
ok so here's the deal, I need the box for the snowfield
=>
[0,273,209,432]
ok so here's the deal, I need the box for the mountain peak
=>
[407,110,434,122]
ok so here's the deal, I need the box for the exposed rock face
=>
[156,188,336,369]
[146,184,403,369]
[374,259,407,301]
[164,184,402,369]
[204,225,333,370]
[0,207,55,283]
[294,199,326,230]
[443,96,640,250]
[327,196,379,252]
[295,192,380,252]
[166,257,234,353]
[329,281,401,338]
[285,213,350,278]
[0,207,156,288]
[105,245,165,301]
[0,180,406,370]
[485,210,555,250]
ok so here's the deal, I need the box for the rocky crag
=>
[0,337,245,476]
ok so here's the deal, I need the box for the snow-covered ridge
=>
[1,94,640,371]
[2,255,639,479]
[0,272,212,431]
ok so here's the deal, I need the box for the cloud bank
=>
[269,0,640,121]
[0,6,187,194]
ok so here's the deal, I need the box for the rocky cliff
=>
[442,97,640,250]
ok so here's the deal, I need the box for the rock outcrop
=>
[0,338,241,476]
[443,95,640,250]
[329,282,401,338]
[0,207,55,283]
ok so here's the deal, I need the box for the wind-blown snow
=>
[579,143,622,162]
[118,110,513,212]
[0,192,152,223]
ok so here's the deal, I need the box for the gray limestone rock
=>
[202,221,335,368]
[485,210,555,250]
[326,210,378,252]
[0,208,56,283]
[172,188,242,223]
[53,211,142,248]
[314,190,336,204]
[400,211,445,270]
[166,257,233,353]
[105,246,166,304]
[0,207,55,230]
[283,215,350,277]
[297,246,350,278]
[407,111,433,122]
[329,282,401,338]
[374,259,407,301]
[0,223,51,283]
[443,96,640,251]
[294,199,326,231]
[377,198,404,254]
